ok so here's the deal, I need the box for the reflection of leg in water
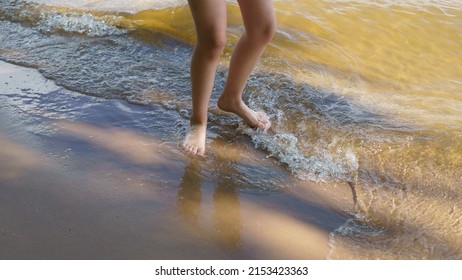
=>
[177,155,242,250]
[177,159,202,225]
[214,169,241,249]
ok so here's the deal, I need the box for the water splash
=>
[240,127,358,182]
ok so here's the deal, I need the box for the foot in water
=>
[217,95,271,131]
[182,123,206,157]
[183,98,270,157]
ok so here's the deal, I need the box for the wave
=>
[0,0,132,36]
[241,128,359,182]
[325,0,462,10]
[25,0,187,13]
[37,11,129,36]
[26,0,462,13]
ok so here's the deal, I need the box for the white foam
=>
[27,0,187,13]
[239,125,358,183]
[37,11,128,36]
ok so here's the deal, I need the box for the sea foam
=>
[37,11,128,36]
[26,0,187,13]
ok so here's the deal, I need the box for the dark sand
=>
[0,61,354,259]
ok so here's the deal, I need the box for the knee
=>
[261,20,277,43]
[197,32,226,60]
[247,20,276,44]
[208,34,227,56]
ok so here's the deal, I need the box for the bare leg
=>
[217,0,276,130]
[183,0,227,156]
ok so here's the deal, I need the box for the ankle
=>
[217,94,243,110]
[190,115,207,127]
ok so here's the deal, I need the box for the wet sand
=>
[0,60,354,259]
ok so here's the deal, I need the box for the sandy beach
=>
[0,60,354,259]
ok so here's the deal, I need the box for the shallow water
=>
[1,60,349,259]
[1,0,461,259]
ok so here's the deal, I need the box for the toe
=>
[255,112,271,131]
[197,147,205,157]
[256,111,269,122]
[257,122,270,132]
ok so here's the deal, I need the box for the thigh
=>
[188,0,227,41]
[237,0,275,32]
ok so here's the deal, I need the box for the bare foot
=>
[217,95,271,131]
[182,123,206,156]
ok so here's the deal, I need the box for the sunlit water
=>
[1,0,461,259]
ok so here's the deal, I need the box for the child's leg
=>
[217,0,276,129]
[183,0,227,156]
